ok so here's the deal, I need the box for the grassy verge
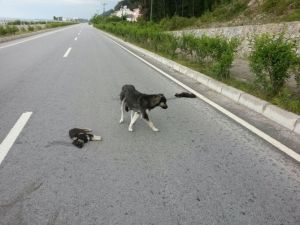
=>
[172,56,300,114]
[0,22,76,37]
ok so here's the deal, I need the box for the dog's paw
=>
[92,135,102,141]
[128,127,133,132]
[119,119,124,124]
[152,128,159,132]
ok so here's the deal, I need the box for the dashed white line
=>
[74,37,78,41]
[63,47,72,58]
[0,112,32,165]
[108,36,300,162]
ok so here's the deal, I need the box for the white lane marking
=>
[0,26,75,50]
[0,112,32,165]
[63,47,72,58]
[74,37,78,41]
[78,32,81,36]
[108,37,300,162]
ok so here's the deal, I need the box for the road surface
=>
[0,24,299,225]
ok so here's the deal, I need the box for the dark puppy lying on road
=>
[175,92,196,98]
[119,84,168,132]
[69,128,101,148]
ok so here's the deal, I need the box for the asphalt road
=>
[0,24,299,225]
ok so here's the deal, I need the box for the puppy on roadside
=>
[175,92,196,98]
[69,128,101,148]
[119,84,168,132]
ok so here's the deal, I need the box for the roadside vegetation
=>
[0,21,76,37]
[92,0,300,114]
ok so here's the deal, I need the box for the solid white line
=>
[109,37,300,162]
[63,47,72,58]
[74,37,78,41]
[0,112,32,165]
[0,26,74,50]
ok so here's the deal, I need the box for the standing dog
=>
[119,84,168,132]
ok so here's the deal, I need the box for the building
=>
[112,6,141,22]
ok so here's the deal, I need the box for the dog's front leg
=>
[119,100,125,124]
[142,112,159,132]
[130,110,133,121]
[128,112,140,132]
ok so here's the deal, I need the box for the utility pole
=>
[150,0,153,21]
[102,3,106,15]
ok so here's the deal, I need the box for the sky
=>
[0,0,120,20]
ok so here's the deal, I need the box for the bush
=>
[249,33,299,96]
[27,25,35,32]
[0,26,7,36]
[180,34,239,79]
[36,25,43,30]
[7,20,21,25]
[20,27,27,32]
[0,26,19,35]
[9,25,18,34]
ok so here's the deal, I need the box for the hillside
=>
[196,0,300,28]
[114,0,300,29]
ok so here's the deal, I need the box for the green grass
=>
[281,9,300,21]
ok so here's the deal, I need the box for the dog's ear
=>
[152,95,162,106]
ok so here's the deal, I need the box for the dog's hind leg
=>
[142,112,159,132]
[128,112,140,132]
[119,100,125,124]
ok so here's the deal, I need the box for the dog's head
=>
[153,94,168,109]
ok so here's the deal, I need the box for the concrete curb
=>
[222,86,243,103]
[102,31,300,135]
[294,119,300,134]
[238,94,269,114]
[263,105,300,131]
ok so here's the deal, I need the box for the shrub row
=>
[0,22,75,37]
[0,25,19,35]
[95,20,299,97]
[45,22,75,28]
[94,22,238,80]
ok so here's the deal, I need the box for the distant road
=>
[0,24,299,225]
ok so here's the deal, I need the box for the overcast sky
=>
[0,0,120,20]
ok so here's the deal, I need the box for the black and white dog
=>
[119,84,168,132]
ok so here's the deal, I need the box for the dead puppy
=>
[69,128,101,148]
[175,92,196,98]
[119,84,168,132]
